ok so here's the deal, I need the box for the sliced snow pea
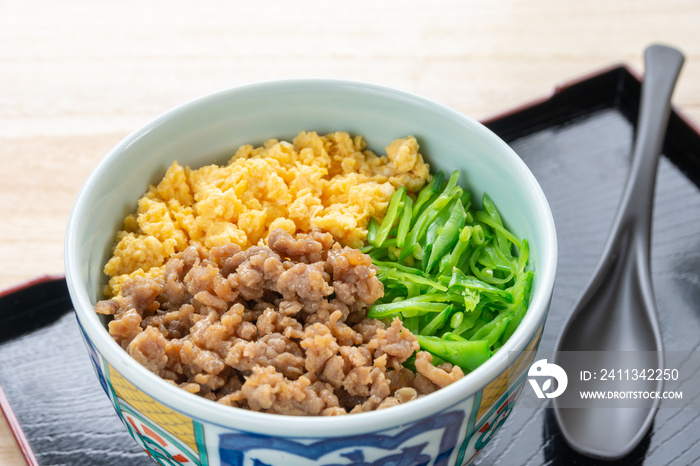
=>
[470,311,513,345]
[502,270,534,342]
[473,210,522,252]
[415,335,492,372]
[368,302,448,319]
[481,193,511,255]
[396,193,413,248]
[449,268,514,303]
[411,171,444,222]
[373,186,406,248]
[374,266,448,292]
[400,172,462,261]
[470,244,515,285]
[450,311,464,329]
[425,198,456,252]
[439,225,472,275]
[471,224,486,245]
[422,198,458,271]
[426,199,466,273]
[441,332,468,342]
[372,259,432,278]
[366,217,379,247]
[368,293,460,318]
[420,304,456,336]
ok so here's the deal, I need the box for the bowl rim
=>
[65,77,557,437]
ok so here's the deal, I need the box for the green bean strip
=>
[415,336,491,372]
[442,332,468,342]
[483,315,513,346]
[372,259,431,278]
[502,270,534,342]
[449,268,514,303]
[478,244,516,274]
[439,226,472,275]
[450,301,485,336]
[376,267,448,292]
[421,208,456,271]
[420,305,456,336]
[396,194,413,248]
[481,193,510,255]
[473,210,522,251]
[366,217,379,247]
[400,173,462,261]
[373,187,406,248]
[424,199,456,256]
[461,317,489,340]
[450,311,464,329]
[411,171,444,222]
[516,239,529,274]
[426,199,466,272]
[469,245,514,286]
[368,302,448,319]
[368,293,460,317]
[470,311,513,344]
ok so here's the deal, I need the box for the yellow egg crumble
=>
[104,131,430,297]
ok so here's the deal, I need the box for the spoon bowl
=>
[552,44,685,460]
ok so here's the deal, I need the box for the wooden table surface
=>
[2,1,700,464]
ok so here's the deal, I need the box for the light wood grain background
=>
[2,0,699,464]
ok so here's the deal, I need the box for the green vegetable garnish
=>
[396,194,413,248]
[365,170,532,374]
[371,186,406,248]
[399,171,462,261]
[411,171,444,220]
[426,198,466,273]
[415,335,491,372]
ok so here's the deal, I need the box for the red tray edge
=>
[0,384,39,466]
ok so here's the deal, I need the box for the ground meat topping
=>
[414,351,466,388]
[96,228,464,415]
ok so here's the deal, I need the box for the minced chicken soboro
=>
[97,229,464,415]
[97,132,465,415]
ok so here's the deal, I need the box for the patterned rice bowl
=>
[65,79,557,466]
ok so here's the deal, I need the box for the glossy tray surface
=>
[481,66,700,466]
[2,66,700,465]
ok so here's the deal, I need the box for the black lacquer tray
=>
[2,65,700,465]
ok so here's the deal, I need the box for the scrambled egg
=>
[104,131,430,297]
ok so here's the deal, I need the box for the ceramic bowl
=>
[65,79,557,466]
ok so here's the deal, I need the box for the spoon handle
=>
[613,45,684,248]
